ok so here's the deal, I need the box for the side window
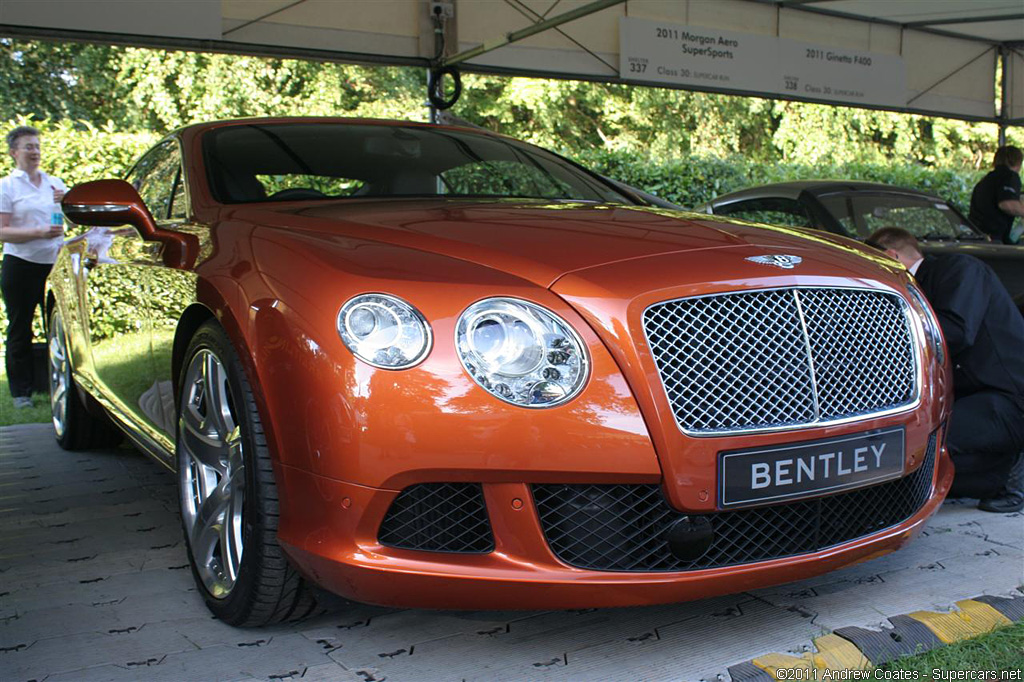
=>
[168,170,186,220]
[715,198,812,228]
[125,141,185,221]
[853,201,968,241]
[817,195,858,237]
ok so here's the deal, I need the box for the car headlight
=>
[337,294,432,369]
[906,285,945,365]
[456,298,589,407]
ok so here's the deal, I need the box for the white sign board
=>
[620,17,906,109]
[619,18,777,94]
[778,40,906,107]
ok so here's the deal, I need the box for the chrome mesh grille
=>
[643,288,916,434]
[533,431,937,572]
[799,289,916,419]
[378,483,494,553]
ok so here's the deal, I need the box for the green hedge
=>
[4,117,159,188]
[572,148,985,211]
[1,121,986,348]
[1,118,159,345]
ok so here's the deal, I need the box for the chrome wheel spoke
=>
[225,426,243,470]
[221,465,245,581]
[52,382,66,409]
[193,482,228,540]
[181,407,230,473]
[204,353,237,439]
[178,347,246,599]
[48,317,69,438]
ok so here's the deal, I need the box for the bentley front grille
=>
[643,287,917,435]
[533,432,936,572]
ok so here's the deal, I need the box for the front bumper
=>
[276,439,952,611]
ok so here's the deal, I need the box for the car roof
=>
[173,116,509,142]
[709,180,946,206]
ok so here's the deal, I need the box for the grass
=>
[884,621,1024,673]
[0,371,51,427]
[0,329,168,430]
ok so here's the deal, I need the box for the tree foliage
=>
[1,38,1017,344]
[3,38,1019,170]
[0,39,129,125]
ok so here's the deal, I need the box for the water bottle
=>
[51,200,63,231]
[1009,220,1023,245]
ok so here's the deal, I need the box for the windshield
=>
[202,123,632,205]
[817,192,981,241]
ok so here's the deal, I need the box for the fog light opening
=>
[665,515,714,561]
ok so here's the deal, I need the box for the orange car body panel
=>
[278,452,952,610]
[55,118,952,611]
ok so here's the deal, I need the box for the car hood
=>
[237,199,892,288]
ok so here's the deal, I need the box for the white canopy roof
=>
[1,0,1021,124]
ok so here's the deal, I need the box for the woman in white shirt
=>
[0,126,68,408]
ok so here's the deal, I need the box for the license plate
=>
[719,427,905,509]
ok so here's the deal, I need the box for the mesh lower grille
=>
[378,483,494,553]
[533,432,936,572]
[643,288,916,434]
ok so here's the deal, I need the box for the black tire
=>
[176,321,317,626]
[48,308,123,451]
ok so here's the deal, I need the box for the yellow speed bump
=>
[906,599,1012,644]
[753,634,874,678]
[753,652,814,679]
[809,633,873,671]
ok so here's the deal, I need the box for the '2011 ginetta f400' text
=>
[47,118,952,626]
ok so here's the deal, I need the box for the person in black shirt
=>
[969,145,1024,244]
[869,227,1024,513]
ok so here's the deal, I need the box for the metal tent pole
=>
[441,0,624,67]
[999,45,1009,147]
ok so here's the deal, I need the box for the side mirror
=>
[62,179,197,269]
[62,179,159,238]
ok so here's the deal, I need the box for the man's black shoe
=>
[980,450,1024,513]
[1005,450,1024,496]
[978,492,1024,513]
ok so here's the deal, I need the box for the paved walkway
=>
[1,423,1021,682]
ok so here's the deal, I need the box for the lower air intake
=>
[533,432,936,572]
[378,483,494,553]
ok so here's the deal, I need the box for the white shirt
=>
[909,257,924,276]
[0,169,68,264]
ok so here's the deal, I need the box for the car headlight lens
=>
[456,298,589,407]
[337,294,431,369]
[906,285,945,365]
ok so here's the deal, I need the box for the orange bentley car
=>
[46,118,952,626]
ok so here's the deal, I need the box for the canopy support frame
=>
[439,0,624,68]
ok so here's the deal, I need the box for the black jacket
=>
[969,166,1021,244]
[915,253,1024,409]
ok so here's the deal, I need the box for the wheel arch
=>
[45,289,56,335]
[171,297,283,469]
[171,303,216,398]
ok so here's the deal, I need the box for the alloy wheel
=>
[179,349,246,599]
[48,314,69,438]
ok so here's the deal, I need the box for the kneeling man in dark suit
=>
[868,227,1024,512]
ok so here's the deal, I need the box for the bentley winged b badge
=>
[745,254,803,269]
